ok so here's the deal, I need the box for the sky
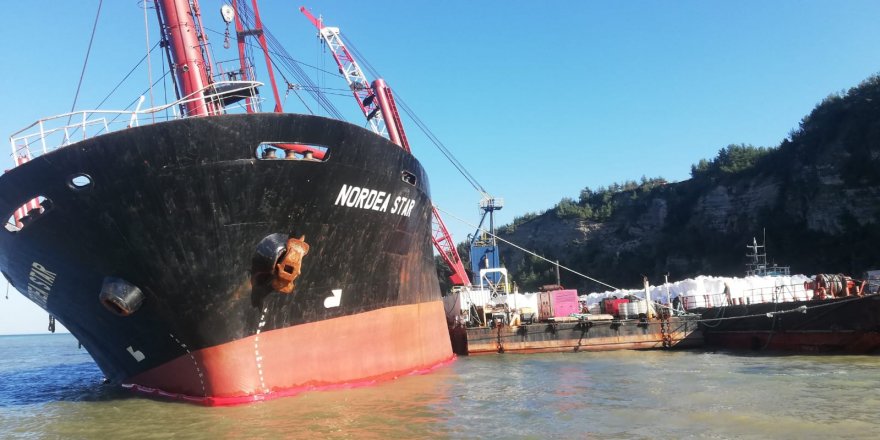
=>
[1,0,880,334]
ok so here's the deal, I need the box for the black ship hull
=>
[696,294,880,353]
[0,113,453,404]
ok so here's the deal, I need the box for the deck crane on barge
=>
[469,196,507,295]
[300,7,474,287]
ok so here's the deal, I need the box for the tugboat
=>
[0,0,452,404]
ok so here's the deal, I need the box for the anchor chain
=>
[660,315,673,348]
[495,320,505,353]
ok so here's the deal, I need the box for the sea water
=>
[1,333,879,439]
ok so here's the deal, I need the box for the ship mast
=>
[155,0,217,116]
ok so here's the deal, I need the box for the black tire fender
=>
[252,233,288,284]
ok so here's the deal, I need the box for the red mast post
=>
[372,79,410,152]
[249,0,283,113]
[231,0,255,113]
[156,0,215,116]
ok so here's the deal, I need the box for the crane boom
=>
[300,7,470,286]
[299,7,389,138]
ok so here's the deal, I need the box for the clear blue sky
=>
[1,0,879,334]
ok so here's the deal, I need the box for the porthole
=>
[68,173,93,190]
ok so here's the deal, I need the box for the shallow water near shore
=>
[1,333,879,439]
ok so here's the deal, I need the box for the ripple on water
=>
[2,336,880,439]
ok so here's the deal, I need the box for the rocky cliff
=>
[489,75,880,292]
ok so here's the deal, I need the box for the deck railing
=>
[682,282,812,310]
[8,80,263,162]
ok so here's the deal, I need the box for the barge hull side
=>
[703,331,880,353]
[463,318,703,355]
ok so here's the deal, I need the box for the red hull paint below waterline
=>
[704,331,880,353]
[124,301,454,405]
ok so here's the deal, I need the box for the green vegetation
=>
[511,254,558,290]
[498,211,542,234]
[554,197,593,219]
[553,176,668,221]
[690,143,773,179]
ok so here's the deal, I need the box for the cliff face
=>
[494,76,880,292]
[691,179,780,232]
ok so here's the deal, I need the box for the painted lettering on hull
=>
[333,184,417,217]
[27,262,57,309]
[127,346,146,362]
[324,289,342,308]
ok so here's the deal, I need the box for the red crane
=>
[300,7,470,286]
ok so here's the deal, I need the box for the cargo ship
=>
[0,1,452,405]
[689,239,880,353]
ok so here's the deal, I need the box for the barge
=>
[446,285,703,355]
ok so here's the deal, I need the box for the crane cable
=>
[93,42,161,111]
[435,206,619,291]
[335,29,608,289]
[396,96,490,197]
[233,1,344,120]
[342,33,489,197]
[68,0,104,122]
[61,44,161,142]
[201,25,354,115]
